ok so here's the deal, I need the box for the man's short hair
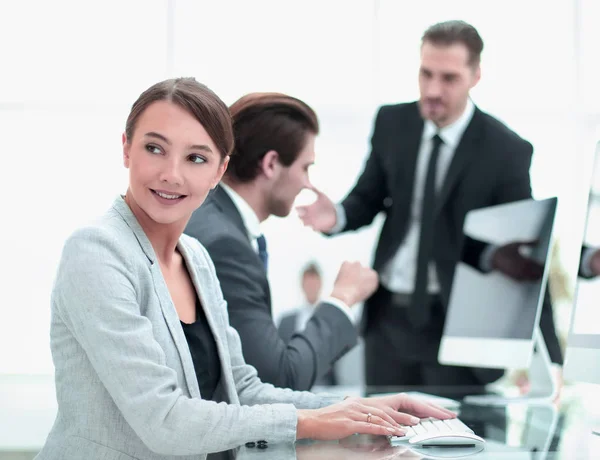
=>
[422,20,484,67]
[227,93,319,182]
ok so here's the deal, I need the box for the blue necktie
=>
[256,235,268,272]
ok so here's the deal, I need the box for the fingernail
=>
[386,427,395,433]
[410,417,420,424]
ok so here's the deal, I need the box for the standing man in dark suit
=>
[185,93,378,391]
[278,262,338,386]
[298,20,562,387]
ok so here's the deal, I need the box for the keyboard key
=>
[443,418,473,433]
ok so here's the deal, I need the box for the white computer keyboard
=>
[390,417,485,447]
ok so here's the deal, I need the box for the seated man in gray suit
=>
[278,262,338,386]
[185,92,377,391]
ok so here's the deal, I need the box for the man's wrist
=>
[480,244,499,272]
[323,295,355,324]
[329,204,347,234]
[329,290,354,308]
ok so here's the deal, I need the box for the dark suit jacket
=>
[277,311,337,386]
[185,186,357,391]
[277,313,297,344]
[339,102,562,368]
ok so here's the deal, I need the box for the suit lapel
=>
[434,108,484,215]
[212,186,268,283]
[211,186,249,241]
[393,105,424,207]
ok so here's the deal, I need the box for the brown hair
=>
[302,262,321,278]
[125,77,234,159]
[226,92,319,182]
[422,20,484,67]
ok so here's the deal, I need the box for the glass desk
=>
[221,384,600,460]
[2,379,599,459]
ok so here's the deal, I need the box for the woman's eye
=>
[145,144,162,155]
[189,155,206,164]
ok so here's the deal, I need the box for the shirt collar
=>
[422,98,475,148]
[219,183,262,240]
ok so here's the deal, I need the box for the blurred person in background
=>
[278,262,340,386]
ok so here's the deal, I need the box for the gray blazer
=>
[36,197,339,460]
[185,186,357,391]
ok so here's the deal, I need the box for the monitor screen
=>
[564,141,600,384]
[439,197,558,369]
[568,143,600,339]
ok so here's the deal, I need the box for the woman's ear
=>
[212,156,230,189]
[122,132,131,168]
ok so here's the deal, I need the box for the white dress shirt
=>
[333,99,475,294]
[219,184,354,322]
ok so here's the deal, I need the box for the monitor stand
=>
[464,326,558,406]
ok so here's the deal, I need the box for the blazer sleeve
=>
[339,106,390,231]
[205,234,357,391]
[460,236,489,272]
[225,321,343,409]
[491,138,533,205]
[54,227,299,455]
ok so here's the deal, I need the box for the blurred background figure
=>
[278,262,339,386]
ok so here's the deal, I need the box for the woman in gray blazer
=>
[36,78,455,460]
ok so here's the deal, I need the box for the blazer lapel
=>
[149,263,202,398]
[434,109,484,215]
[178,240,236,403]
[112,196,201,398]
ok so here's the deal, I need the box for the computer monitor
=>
[563,141,600,436]
[438,197,559,405]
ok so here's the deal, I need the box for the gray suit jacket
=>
[36,197,339,460]
[277,311,338,387]
[277,314,297,344]
[185,186,357,391]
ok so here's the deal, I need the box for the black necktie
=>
[409,134,444,328]
[256,235,268,272]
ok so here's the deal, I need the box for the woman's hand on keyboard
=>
[349,393,457,426]
[296,398,406,440]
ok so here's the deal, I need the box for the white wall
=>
[0,0,598,378]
